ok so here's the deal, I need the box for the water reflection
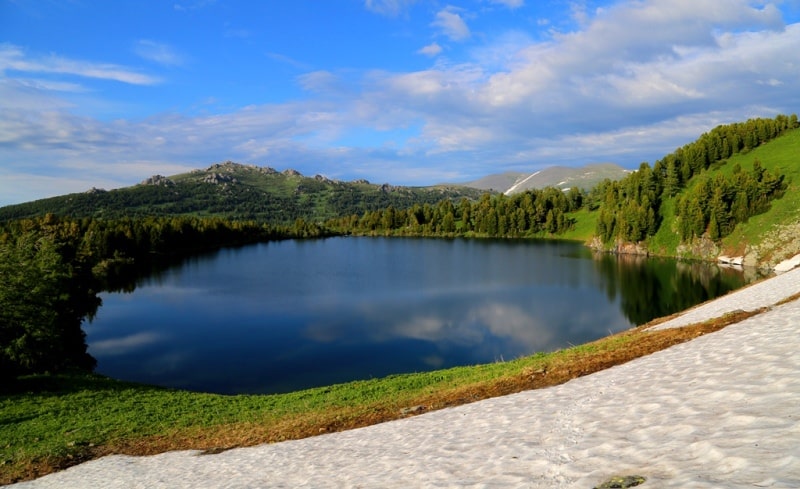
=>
[592,252,757,325]
[86,237,754,394]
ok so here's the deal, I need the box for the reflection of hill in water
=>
[592,252,756,326]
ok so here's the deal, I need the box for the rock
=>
[718,255,744,266]
[202,173,238,185]
[594,475,646,488]
[140,175,175,187]
[400,405,426,416]
[283,169,302,176]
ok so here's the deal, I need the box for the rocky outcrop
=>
[202,173,239,185]
[588,237,649,256]
[140,175,175,187]
[314,174,335,183]
[676,236,720,261]
[740,219,800,270]
[205,161,277,175]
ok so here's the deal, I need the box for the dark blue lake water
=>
[85,237,752,394]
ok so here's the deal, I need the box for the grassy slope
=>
[719,128,800,263]
[564,128,800,259]
[561,207,598,242]
[655,127,800,261]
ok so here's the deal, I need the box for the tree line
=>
[327,187,584,237]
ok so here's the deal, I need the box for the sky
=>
[1,0,799,206]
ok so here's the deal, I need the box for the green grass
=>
[719,128,800,259]
[0,359,549,482]
[642,127,800,259]
[561,207,599,242]
[647,197,681,256]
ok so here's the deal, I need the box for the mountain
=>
[464,163,630,195]
[0,162,487,224]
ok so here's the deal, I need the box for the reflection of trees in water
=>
[593,252,753,326]
[97,247,227,293]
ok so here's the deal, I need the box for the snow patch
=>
[504,171,540,195]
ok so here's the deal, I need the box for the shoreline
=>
[11,267,800,488]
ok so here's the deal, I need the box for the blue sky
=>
[1,0,799,206]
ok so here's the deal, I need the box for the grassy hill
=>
[645,127,800,265]
[597,122,800,268]
[0,162,487,224]
[717,128,800,266]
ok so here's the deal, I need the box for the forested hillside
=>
[0,163,486,224]
[595,114,797,246]
[327,114,799,267]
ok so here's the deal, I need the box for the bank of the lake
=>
[14,271,800,489]
[84,237,754,395]
[0,304,760,485]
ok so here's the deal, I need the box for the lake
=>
[85,237,753,394]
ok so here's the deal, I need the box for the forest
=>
[326,186,583,236]
[1,114,797,383]
[595,114,796,244]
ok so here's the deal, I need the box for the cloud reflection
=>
[89,331,165,356]
[303,288,627,355]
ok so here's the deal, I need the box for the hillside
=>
[323,115,799,270]
[0,162,487,224]
[706,128,800,267]
[595,115,800,269]
[2,118,797,270]
[463,163,629,194]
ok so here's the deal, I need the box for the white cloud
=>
[133,40,185,67]
[488,0,524,8]
[0,43,160,85]
[297,70,346,95]
[418,42,443,57]
[432,8,471,41]
[2,1,799,206]
[364,0,417,16]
